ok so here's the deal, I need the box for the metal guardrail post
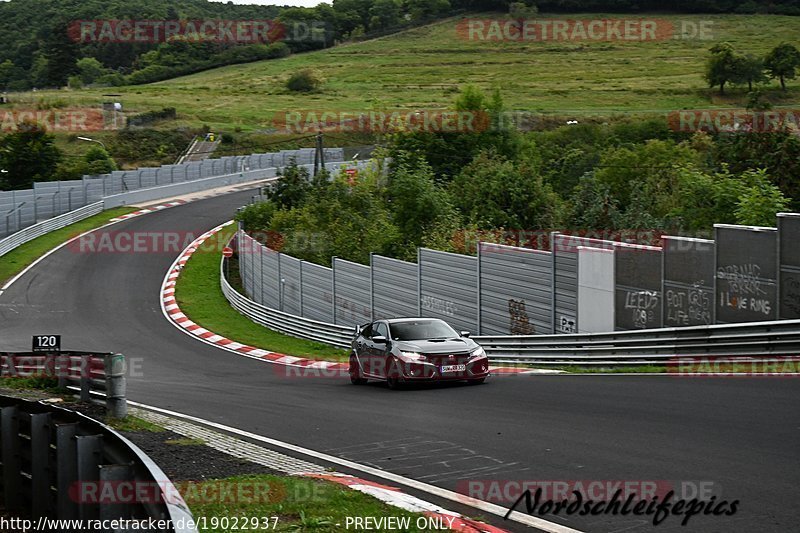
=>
[332,256,337,324]
[417,248,422,316]
[369,252,375,321]
[476,243,482,335]
[104,353,128,419]
[56,423,79,520]
[299,260,304,316]
[99,464,134,526]
[76,435,104,521]
[1,405,21,512]
[80,356,91,402]
[30,412,53,518]
[56,354,68,389]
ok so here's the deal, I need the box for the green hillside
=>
[10,13,800,131]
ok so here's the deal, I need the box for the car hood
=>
[393,338,476,354]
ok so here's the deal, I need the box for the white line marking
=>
[128,400,582,533]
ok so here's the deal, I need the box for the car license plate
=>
[440,364,466,373]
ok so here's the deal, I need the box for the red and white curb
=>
[306,473,510,532]
[160,221,348,373]
[160,221,549,376]
[109,200,188,222]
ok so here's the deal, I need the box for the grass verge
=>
[185,474,448,533]
[0,376,60,391]
[0,206,138,286]
[175,225,350,361]
[106,416,166,433]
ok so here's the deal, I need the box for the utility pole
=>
[313,131,325,177]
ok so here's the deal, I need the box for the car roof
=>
[381,317,446,324]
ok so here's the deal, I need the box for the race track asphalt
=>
[1,189,797,532]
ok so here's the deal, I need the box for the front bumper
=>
[399,356,490,381]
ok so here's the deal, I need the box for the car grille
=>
[423,353,471,366]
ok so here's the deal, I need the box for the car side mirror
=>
[372,335,387,344]
[460,331,471,338]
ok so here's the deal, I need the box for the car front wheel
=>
[386,357,403,390]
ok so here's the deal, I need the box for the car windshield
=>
[389,320,458,341]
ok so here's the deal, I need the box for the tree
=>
[386,154,459,256]
[268,170,399,265]
[705,42,741,95]
[369,0,402,30]
[509,1,538,19]
[40,21,79,87]
[76,57,107,85]
[568,173,622,230]
[0,121,61,190]
[406,0,450,21]
[764,42,800,91]
[84,146,117,174]
[735,169,791,225]
[450,150,564,231]
[594,139,701,214]
[266,159,312,208]
[733,54,767,91]
[454,84,490,112]
[29,55,49,87]
[0,59,16,90]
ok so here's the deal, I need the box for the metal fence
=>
[0,395,195,531]
[222,240,800,364]
[234,212,800,336]
[0,351,127,418]
[0,147,346,239]
[0,201,102,258]
[223,256,352,348]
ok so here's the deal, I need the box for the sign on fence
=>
[31,335,61,353]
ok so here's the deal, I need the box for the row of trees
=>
[706,41,800,94]
[236,87,795,266]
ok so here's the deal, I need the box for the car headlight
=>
[470,346,486,358]
[401,351,426,361]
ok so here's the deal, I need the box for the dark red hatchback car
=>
[349,318,490,389]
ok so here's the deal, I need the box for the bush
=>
[126,107,177,128]
[94,72,126,87]
[286,69,323,92]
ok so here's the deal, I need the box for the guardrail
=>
[220,251,800,366]
[474,320,800,366]
[0,395,195,532]
[0,352,126,417]
[0,201,103,258]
